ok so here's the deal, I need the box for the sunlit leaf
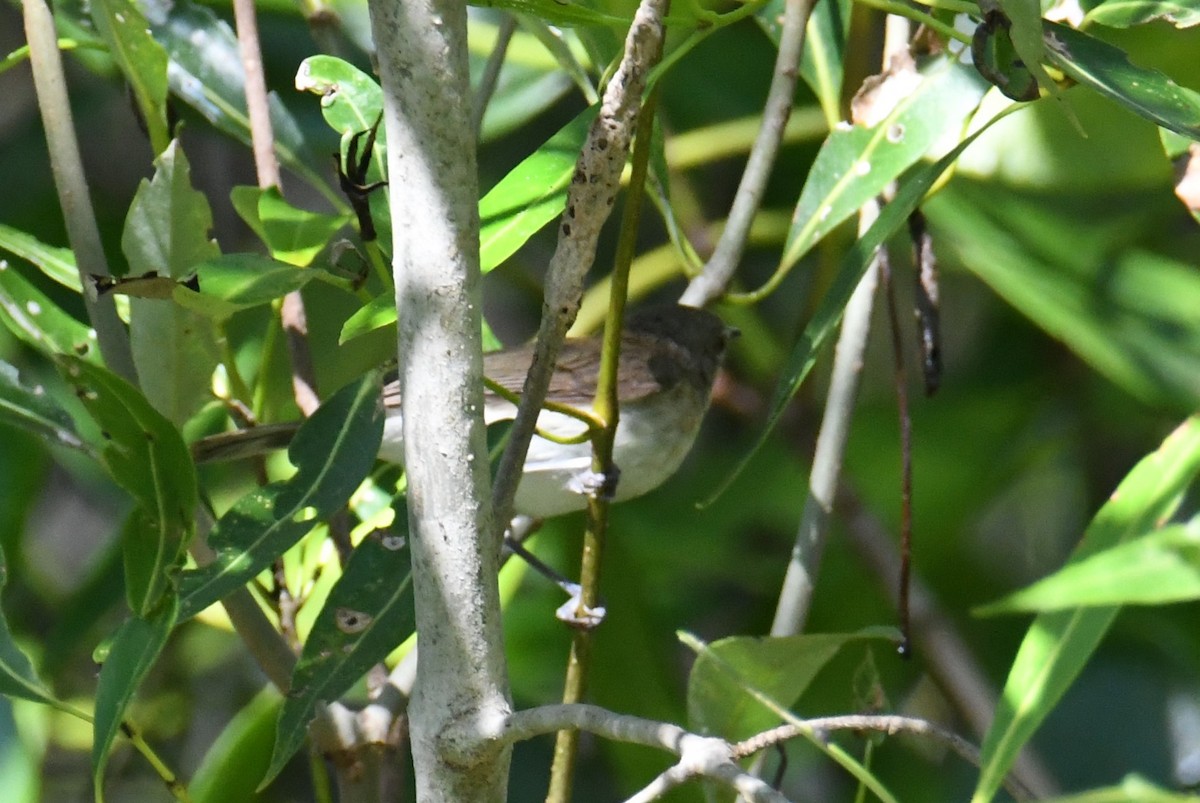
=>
[123,140,221,425]
[705,107,1014,503]
[479,105,596,272]
[1041,774,1200,802]
[231,186,349,268]
[0,223,80,292]
[779,56,988,277]
[177,372,384,619]
[687,628,898,740]
[339,292,395,344]
[92,597,179,803]
[972,415,1200,803]
[0,361,88,454]
[1084,0,1200,28]
[1044,21,1200,138]
[264,525,415,786]
[977,523,1200,613]
[0,262,100,361]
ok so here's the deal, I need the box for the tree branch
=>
[679,0,815,308]
[369,0,511,797]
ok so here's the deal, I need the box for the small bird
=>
[195,304,733,518]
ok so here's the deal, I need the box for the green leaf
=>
[172,254,326,320]
[758,0,850,128]
[972,415,1200,803]
[1044,21,1200,138]
[988,0,1062,100]
[123,140,221,425]
[191,687,282,803]
[177,372,384,619]
[0,361,88,454]
[0,262,100,361]
[295,55,384,137]
[57,357,197,615]
[89,0,169,153]
[0,543,82,716]
[687,628,898,741]
[142,0,338,206]
[1041,774,1200,802]
[472,0,633,28]
[927,184,1200,410]
[339,292,395,344]
[780,56,988,277]
[705,106,1014,504]
[479,106,597,272]
[231,186,349,268]
[92,597,179,803]
[264,525,415,786]
[977,523,1200,612]
[0,224,80,292]
[1084,0,1200,28]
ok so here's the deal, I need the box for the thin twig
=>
[472,14,516,137]
[679,0,816,308]
[769,200,882,637]
[21,0,136,382]
[546,83,663,803]
[838,486,1060,797]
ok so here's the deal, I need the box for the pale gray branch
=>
[369,0,511,797]
[680,0,815,307]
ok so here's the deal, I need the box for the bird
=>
[194,304,734,518]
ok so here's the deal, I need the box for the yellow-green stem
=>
[545,85,661,803]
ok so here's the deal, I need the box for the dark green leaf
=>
[1044,21,1200,138]
[974,415,1200,802]
[142,0,337,205]
[177,372,384,619]
[173,254,327,320]
[92,597,179,803]
[57,357,197,615]
[191,687,282,803]
[231,186,349,268]
[0,361,89,454]
[264,525,414,786]
[988,0,1062,100]
[89,0,169,153]
[123,140,221,425]
[687,628,898,740]
[0,262,100,360]
[0,543,82,716]
[1084,0,1200,28]
[977,523,1200,613]
[927,183,1200,410]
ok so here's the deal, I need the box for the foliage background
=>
[0,0,1198,800]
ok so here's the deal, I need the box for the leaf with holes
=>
[177,372,384,619]
[263,524,414,786]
